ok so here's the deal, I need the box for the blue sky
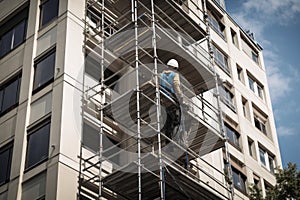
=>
[225,0,300,168]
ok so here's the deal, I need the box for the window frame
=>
[254,115,267,135]
[247,137,256,159]
[231,28,238,47]
[232,167,247,194]
[212,45,230,75]
[220,86,235,111]
[0,72,22,117]
[39,0,59,29]
[25,118,51,171]
[0,142,13,186]
[225,123,240,149]
[32,47,56,94]
[0,5,28,58]
[259,147,267,167]
[207,11,225,39]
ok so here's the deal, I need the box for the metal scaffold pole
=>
[150,0,165,199]
[98,0,105,199]
[202,0,234,199]
[133,0,142,199]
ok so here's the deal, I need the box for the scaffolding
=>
[79,0,234,199]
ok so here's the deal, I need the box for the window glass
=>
[0,30,13,57]
[33,50,55,91]
[232,168,246,193]
[0,74,21,116]
[252,52,258,63]
[0,144,13,185]
[225,124,239,148]
[248,77,255,92]
[0,90,3,113]
[2,78,19,112]
[13,20,26,48]
[213,46,230,74]
[26,121,50,169]
[0,6,28,58]
[269,156,275,174]
[259,148,266,166]
[40,0,59,27]
[257,84,264,99]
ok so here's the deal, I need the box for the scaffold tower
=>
[78,0,234,199]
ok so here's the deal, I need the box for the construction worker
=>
[160,58,184,145]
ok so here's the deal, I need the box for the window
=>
[248,137,256,159]
[33,48,56,92]
[220,86,235,111]
[247,73,265,99]
[257,84,264,99]
[248,76,255,92]
[0,5,28,58]
[25,119,50,170]
[252,52,259,64]
[237,65,243,82]
[254,115,267,135]
[241,34,260,65]
[208,11,225,39]
[0,73,22,116]
[259,146,276,173]
[231,28,238,47]
[242,97,248,118]
[225,123,240,148]
[268,155,275,174]
[0,143,13,185]
[259,148,266,167]
[212,45,230,74]
[232,167,247,193]
[40,0,59,28]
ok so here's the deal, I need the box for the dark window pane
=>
[40,0,59,27]
[33,51,55,90]
[26,122,50,169]
[0,145,13,185]
[2,78,19,112]
[232,168,246,193]
[0,30,13,57]
[0,90,3,113]
[259,149,266,166]
[13,20,26,48]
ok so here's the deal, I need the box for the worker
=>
[160,58,185,145]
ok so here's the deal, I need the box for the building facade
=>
[0,0,281,199]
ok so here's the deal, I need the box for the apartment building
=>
[0,0,281,199]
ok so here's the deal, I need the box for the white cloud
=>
[276,126,295,137]
[266,65,292,103]
[241,0,300,24]
[230,0,299,104]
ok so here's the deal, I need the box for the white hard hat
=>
[167,59,179,69]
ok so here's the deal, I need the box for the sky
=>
[224,0,300,168]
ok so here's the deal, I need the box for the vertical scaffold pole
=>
[202,0,234,199]
[98,0,105,199]
[150,0,165,199]
[132,0,142,199]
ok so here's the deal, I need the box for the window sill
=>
[215,61,231,76]
[228,141,242,152]
[234,186,248,196]
[0,104,19,119]
[24,158,48,174]
[37,18,58,38]
[32,79,54,95]
[0,42,26,63]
